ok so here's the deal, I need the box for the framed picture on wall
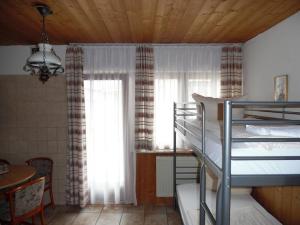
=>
[274,75,288,101]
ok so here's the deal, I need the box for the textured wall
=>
[0,75,68,205]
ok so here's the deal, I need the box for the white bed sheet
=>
[178,119,300,175]
[246,125,300,137]
[177,183,281,225]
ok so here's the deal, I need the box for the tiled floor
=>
[39,205,183,225]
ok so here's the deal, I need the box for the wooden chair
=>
[26,157,54,208]
[0,159,10,165]
[0,177,46,225]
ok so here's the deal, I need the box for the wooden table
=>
[0,165,36,190]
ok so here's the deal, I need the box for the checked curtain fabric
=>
[135,45,155,151]
[220,46,243,98]
[65,46,89,207]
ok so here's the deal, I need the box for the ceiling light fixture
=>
[23,4,64,83]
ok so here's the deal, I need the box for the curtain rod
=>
[70,43,242,47]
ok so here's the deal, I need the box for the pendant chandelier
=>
[23,4,64,83]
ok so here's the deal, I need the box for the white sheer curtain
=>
[83,46,136,204]
[154,46,222,149]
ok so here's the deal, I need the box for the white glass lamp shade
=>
[24,43,64,83]
[26,43,62,68]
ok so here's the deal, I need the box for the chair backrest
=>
[26,157,53,185]
[6,177,45,218]
[0,158,10,165]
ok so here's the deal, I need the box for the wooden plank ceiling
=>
[0,0,299,45]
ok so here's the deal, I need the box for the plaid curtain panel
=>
[65,46,89,207]
[135,45,154,151]
[220,46,243,98]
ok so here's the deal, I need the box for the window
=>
[187,76,220,101]
[154,77,179,149]
[84,76,125,203]
[154,73,220,149]
[83,46,136,204]
[153,46,222,149]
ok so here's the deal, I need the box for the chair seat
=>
[0,199,11,221]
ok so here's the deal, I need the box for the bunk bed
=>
[173,98,300,225]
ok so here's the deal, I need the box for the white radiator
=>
[156,156,199,197]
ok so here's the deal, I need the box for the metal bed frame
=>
[173,100,300,225]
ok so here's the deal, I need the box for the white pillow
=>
[192,93,223,121]
[192,93,246,121]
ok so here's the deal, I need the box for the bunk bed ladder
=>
[173,102,201,209]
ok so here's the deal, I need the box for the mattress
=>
[177,119,300,175]
[177,183,282,225]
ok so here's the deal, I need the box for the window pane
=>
[154,78,179,149]
[84,79,124,203]
[187,72,220,101]
[154,72,220,149]
[187,79,220,101]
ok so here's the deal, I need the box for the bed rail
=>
[174,100,300,225]
[173,102,203,209]
[222,100,300,225]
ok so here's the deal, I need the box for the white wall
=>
[243,12,300,101]
[0,45,67,75]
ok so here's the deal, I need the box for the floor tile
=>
[72,212,100,225]
[123,204,144,214]
[167,212,182,225]
[96,212,122,225]
[102,205,124,214]
[46,204,184,225]
[48,211,78,225]
[120,213,144,225]
[145,213,167,225]
[145,205,166,215]
[80,204,103,213]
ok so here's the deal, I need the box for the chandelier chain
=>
[41,15,48,66]
[41,15,49,44]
